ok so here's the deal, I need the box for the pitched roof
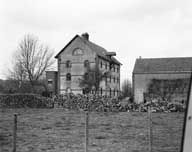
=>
[133,57,192,74]
[55,35,78,58]
[55,34,122,65]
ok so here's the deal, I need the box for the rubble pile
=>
[53,94,186,112]
[0,93,185,112]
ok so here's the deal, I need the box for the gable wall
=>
[57,37,97,94]
[133,72,191,103]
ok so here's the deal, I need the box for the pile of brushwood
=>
[0,93,186,112]
[52,93,186,112]
[53,94,122,112]
[137,100,186,112]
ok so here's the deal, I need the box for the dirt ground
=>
[0,108,184,152]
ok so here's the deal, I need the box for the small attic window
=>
[73,48,84,56]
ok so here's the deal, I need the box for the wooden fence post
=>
[85,111,89,152]
[13,113,17,152]
[148,107,152,152]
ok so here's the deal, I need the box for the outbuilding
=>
[132,57,192,103]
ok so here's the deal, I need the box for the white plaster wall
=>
[133,73,191,103]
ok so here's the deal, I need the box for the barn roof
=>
[55,34,122,65]
[133,57,192,74]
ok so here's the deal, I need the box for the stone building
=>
[46,33,121,96]
[133,57,192,103]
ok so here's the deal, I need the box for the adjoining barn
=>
[132,57,192,103]
[46,33,121,96]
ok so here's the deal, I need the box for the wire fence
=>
[0,108,184,152]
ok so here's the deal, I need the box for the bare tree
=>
[8,61,27,82]
[9,34,55,91]
[121,79,132,97]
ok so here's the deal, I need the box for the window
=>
[47,79,53,85]
[73,48,84,56]
[110,64,115,71]
[109,88,111,97]
[114,77,115,83]
[100,88,103,95]
[66,73,71,81]
[100,61,102,68]
[66,87,71,93]
[84,73,89,80]
[66,60,71,68]
[113,89,116,96]
[84,60,90,68]
[110,76,111,83]
[117,67,119,72]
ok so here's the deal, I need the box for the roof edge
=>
[133,71,192,74]
[97,54,122,65]
[136,57,192,60]
[55,35,79,58]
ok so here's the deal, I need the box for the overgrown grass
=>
[0,108,184,152]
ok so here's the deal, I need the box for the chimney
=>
[81,33,89,40]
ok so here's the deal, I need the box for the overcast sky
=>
[0,0,192,83]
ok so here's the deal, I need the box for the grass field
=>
[0,108,184,152]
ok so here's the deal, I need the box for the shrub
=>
[0,94,53,108]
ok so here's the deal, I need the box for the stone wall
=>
[46,71,58,95]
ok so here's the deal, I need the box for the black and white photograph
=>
[0,0,192,152]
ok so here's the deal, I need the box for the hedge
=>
[0,94,53,108]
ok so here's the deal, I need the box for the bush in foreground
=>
[0,94,53,108]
